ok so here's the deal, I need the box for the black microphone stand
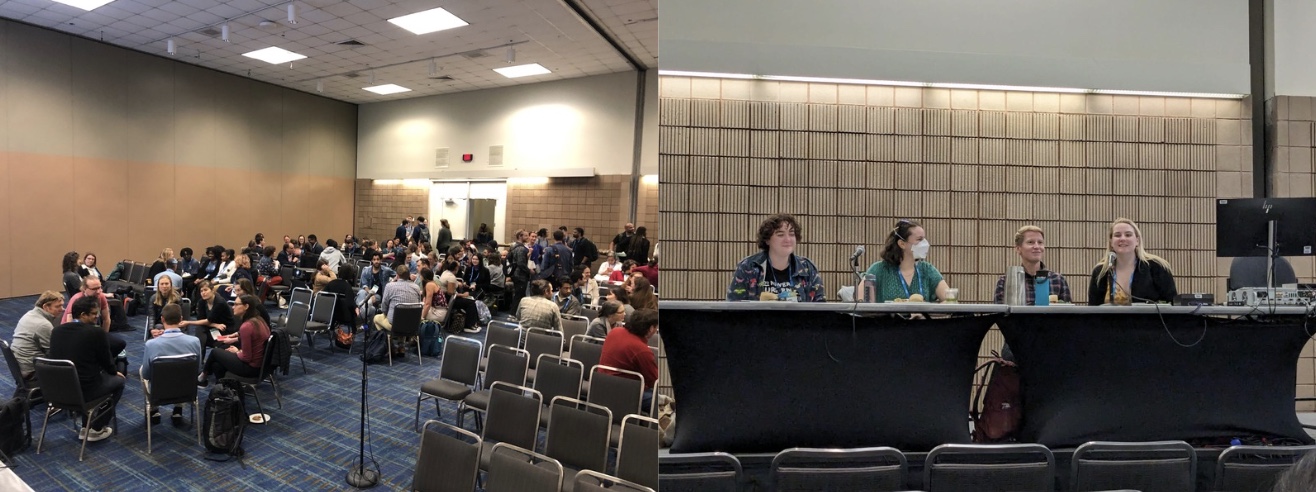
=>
[346,294,379,488]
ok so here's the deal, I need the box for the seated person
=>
[444,282,482,334]
[516,280,562,331]
[12,291,64,381]
[147,248,174,285]
[359,253,396,294]
[727,214,825,301]
[312,258,336,293]
[633,258,659,291]
[143,304,202,424]
[323,264,358,329]
[61,277,127,357]
[199,295,270,385]
[1088,218,1177,305]
[573,265,599,306]
[607,286,635,322]
[587,300,625,339]
[153,259,184,295]
[147,275,182,333]
[554,279,583,317]
[180,280,235,348]
[599,308,660,411]
[597,252,622,281]
[48,295,126,442]
[373,267,423,332]
[993,225,1073,304]
[864,219,951,303]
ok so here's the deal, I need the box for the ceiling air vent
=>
[435,148,450,168]
[336,39,366,46]
[200,28,221,37]
[488,146,504,167]
[429,75,454,81]
[461,50,489,59]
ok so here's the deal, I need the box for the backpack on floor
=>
[971,351,1021,443]
[419,320,443,357]
[361,328,390,364]
[0,396,31,459]
[475,300,492,326]
[203,379,247,463]
[334,325,355,350]
[442,308,466,335]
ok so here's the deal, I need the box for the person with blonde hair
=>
[12,291,65,380]
[1088,218,1177,305]
[148,275,182,334]
[994,225,1073,304]
[148,247,175,283]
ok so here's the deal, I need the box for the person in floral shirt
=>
[726,214,825,302]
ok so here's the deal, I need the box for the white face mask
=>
[912,239,930,260]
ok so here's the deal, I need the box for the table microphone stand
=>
[346,297,379,488]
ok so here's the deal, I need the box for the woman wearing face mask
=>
[726,214,826,302]
[865,219,951,303]
[1088,218,1176,306]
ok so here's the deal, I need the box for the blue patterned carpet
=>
[0,294,489,491]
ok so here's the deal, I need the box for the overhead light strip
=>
[658,70,1247,99]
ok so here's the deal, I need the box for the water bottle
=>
[1003,266,1027,306]
[1034,271,1051,306]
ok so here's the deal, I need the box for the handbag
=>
[971,351,1021,443]
[334,325,354,349]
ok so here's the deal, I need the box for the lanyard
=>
[763,256,796,291]
[1111,267,1134,300]
[897,263,922,298]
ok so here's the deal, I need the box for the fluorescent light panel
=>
[363,84,412,95]
[243,47,307,65]
[388,7,468,35]
[494,63,551,78]
[51,0,114,11]
[658,70,1247,99]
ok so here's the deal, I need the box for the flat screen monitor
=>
[1216,197,1316,257]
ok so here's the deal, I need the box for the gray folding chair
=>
[460,345,529,429]
[268,266,295,304]
[415,336,482,431]
[925,443,1054,492]
[224,334,282,419]
[289,287,313,314]
[304,290,337,349]
[542,396,613,490]
[388,303,424,366]
[533,354,584,427]
[1071,440,1195,492]
[569,335,605,397]
[34,358,118,461]
[412,419,481,492]
[588,365,644,447]
[281,301,310,373]
[142,288,157,340]
[579,306,599,322]
[659,452,743,492]
[561,316,589,348]
[485,442,563,492]
[523,328,563,385]
[615,414,660,489]
[771,446,907,491]
[1215,445,1316,492]
[139,354,201,453]
[1,339,41,406]
[477,382,543,471]
[481,321,523,372]
[179,297,192,321]
[573,469,655,492]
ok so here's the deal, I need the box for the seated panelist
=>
[863,219,950,303]
[726,214,825,302]
[993,225,1073,304]
[1087,218,1177,305]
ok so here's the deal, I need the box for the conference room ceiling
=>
[0,0,657,104]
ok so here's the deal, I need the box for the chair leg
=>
[146,403,153,454]
[414,394,424,433]
[387,334,393,366]
[415,339,423,366]
[271,376,282,409]
[194,399,202,447]
[36,408,52,454]
[294,345,307,374]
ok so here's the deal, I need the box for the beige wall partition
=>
[0,20,357,298]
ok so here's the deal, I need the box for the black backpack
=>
[0,396,31,459]
[203,379,247,462]
[361,327,390,364]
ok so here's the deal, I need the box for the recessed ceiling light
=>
[494,63,551,79]
[51,0,115,11]
[363,84,412,95]
[242,47,307,65]
[388,7,469,35]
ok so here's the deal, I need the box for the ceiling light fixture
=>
[166,39,176,55]
[242,46,307,64]
[494,63,550,79]
[363,84,411,95]
[221,24,230,42]
[428,58,438,77]
[316,79,323,93]
[388,7,468,35]
[287,3,297,24]
[50,0,115,11]
[505,46,515,64]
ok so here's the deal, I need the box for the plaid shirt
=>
[516,296,562,331]
[993,263,1072,304]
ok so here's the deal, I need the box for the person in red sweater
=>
[198,295,269,386]
[632,258,658,291]
[599,308,659,411]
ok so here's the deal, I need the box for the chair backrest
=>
[544,396,612,473]
[579,306,599,322]
[561,316,589,342]
[1215,445,1316,492]
[484,345,530,390]
[179,297,192,320]
[523,328,563,370]
[1071,440,1195,492]
[771,447,907,492]
[256,333,278,379]
[485,442,563,492]
[290,287,314,314]
[391,303,424,337]
[283,302,310,338]
[413,420,481,492]
[482,382,542,451]
[616,414,661,489]
[130,262,147,285]
[588,365,643,424]
[486,322,523,354]
[925,443,1054,492]
[573,470,655,492]
[310,291,337,324]
[439,336,483,386]
[0,340,30,393]
[659,452,743,492]
[33,358,87,410]
[533,355,583,404]
[569,335,605,381]
[1228,256,1299,291]
[279,265,296,283]
[144,354,200,406]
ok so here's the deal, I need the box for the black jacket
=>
[47,321,116,392]
[1088,259,1178,305]
[573,237,599,266]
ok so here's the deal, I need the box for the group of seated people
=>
[727,214,1176,306]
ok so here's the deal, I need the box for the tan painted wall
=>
[0,20,357,298]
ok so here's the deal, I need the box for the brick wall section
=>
[506,175,660,253]
[1271,96,1316,411]
[354,180,429,245]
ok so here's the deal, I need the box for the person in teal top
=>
[864,219,951,302]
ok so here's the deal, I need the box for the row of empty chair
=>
[660,442,1316,492]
